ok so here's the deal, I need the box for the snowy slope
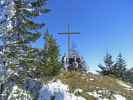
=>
[38,79,127,100]
[5,71,133,100]
[38,80,86,100]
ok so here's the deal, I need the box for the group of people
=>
[61,54,82,71]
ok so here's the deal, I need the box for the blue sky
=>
[33,0,133,70]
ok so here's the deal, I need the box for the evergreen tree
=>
[0,0,50,99]
[0,1,15,98]
[0,0,49,84]
[124,68,133,83]
[36,32,62,78]
[98,53,114,75]
[113,53,126,78]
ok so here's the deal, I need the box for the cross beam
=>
[58,25,80,58]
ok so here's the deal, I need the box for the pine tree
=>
[113,53,126,78]
[0,0,49,98]
[0,1,15,98]
[124,68,133,83]
[36,32,62,78]
[98,53,114,75]
[0,0,50,84]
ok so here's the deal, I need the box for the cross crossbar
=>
[58,32,80,34]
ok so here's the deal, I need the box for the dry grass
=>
[56,71,133,100]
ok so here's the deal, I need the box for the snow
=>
[87,90,126,100]
[88,91,105,99]
[38,80,86,100]
[127,88,133,91]
[0,0,4,5]
[74,88,83,94]
[8,85,32,100]
[20,8,33,12]
[117,80,133,91]
[113,94,126,100]
[0,0,15,31]
[14,72,19,76]
[90,78,94,81]
[87,70,99,75]
[117,80,131,88]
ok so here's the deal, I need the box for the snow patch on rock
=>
[38,80,86,100]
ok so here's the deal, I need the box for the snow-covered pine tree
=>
[0,0,50,87]
[0,1,16,99]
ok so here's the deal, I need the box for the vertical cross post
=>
[67,24,71,57]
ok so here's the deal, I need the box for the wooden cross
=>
[58,24,80,58]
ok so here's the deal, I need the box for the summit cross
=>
[58,24,80,58]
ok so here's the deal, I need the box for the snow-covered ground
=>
[6,78,131,100]
[117,80,133,90]
[117,80,131,88]
[8,86,32,100]
[38,80,86,100]
[38,79,127,100]
[88,90,126,100]
[87,70,99,75]
[113,94,126,100]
